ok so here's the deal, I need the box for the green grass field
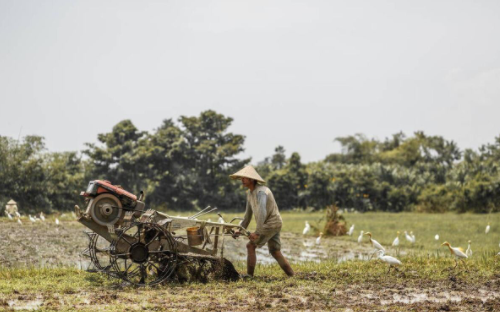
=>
[1,211,500,311]
[181,210,500,256]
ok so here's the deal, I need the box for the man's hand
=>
[231,230,241,239]
[248,232,260,241]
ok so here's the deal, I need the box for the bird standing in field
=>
[435,234,439,241]
[316,232,323,245]
[364,232,385,258]
[17,217,22,225]
[358,231,364,244]
[55,218,60,226]
[441,241,468,268]
[466,240,472,257]
[392,231,400,247]
[29,215,36,223]
[40,212,45,222]
[410,231,416,244]
[392,231,400,256]
[303,221,311,235]
[377,250,402,273]
[347,224,355,236]
[485,223,491,234]
[404,231,413,244]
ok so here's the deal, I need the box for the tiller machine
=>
[75,180,248,286]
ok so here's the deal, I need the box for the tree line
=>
[1,110,500,214]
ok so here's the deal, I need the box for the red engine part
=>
[81,180,137,201]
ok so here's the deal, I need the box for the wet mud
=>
[0,220,379,268]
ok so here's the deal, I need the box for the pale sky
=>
[1,0,500,163]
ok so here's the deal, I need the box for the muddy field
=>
[2,219,500,311]
[0,219,376,268]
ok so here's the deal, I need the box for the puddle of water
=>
[297,251,321,263]
[379,290,500,305]
[8,299,43,311]
[337,251,371,263]
[222,233,378,264]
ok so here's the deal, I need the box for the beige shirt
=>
[240,185,282,234]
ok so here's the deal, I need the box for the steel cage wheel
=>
[109,222,178,286]
[81,231,114,273]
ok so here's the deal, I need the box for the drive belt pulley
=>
[88,193,124,226]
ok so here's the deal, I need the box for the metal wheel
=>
[81,231,113,273]
[109,222,177,286]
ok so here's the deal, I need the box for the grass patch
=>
[1,257,500,311]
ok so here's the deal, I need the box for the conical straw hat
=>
[229,165,265,183]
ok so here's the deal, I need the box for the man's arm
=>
[240,200,253,229]
[254,191,267,235]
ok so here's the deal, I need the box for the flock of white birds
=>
[4,210,60,226]
[303,221,498,272]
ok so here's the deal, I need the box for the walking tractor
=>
[75,180,248,286]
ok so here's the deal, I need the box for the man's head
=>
[229,165,265,188]
[241,177,257,190]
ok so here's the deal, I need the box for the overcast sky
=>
[1,0,499,163]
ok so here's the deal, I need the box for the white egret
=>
[357,231,364,244]
[404,231,413,243]
[392,231,400,247]
[485,223,491,234]
[55,218,60,225]
[364,232,385,255]
[377,250,402,273]
[29,215,36,223]
[303,221,311,235]
[441,241,467,268]
[347,224,355,236]
[410,231,416,244]
[466,240,472,257]
[17,218,22,225]
[435,234,439,241]
[316,232,323,245]
[40,213,45,222]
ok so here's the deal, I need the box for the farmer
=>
[230,165,294,277]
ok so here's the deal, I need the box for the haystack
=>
[323,204,347,236]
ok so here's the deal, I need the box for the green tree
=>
[177,110,249,210]
[139,119,188,209]
[0,136,50,212]
[267,152,308,210]
[271,146,286,170]
[44,152,88,212]
[84,120,147,194]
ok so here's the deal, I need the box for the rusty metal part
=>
[81,231,113,273]
[108,222,178,286]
